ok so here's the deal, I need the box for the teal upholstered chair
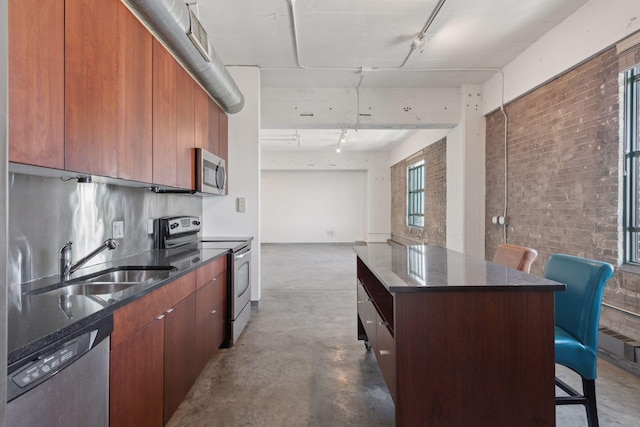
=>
[544,254,615,427]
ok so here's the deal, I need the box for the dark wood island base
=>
[355,243,565,427]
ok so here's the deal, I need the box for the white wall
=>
[203,66,261,301]
[261,150,391,242]
[261,170,366,243]
[483,0,640,113]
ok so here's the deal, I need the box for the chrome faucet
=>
[60,239,120,280]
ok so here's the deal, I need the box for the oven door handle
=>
[234,248,251,260]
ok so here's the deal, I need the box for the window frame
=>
[407,160,425,228]
[624,66,640,264]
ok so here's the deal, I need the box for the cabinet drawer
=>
[196,256,227,289]
[112,271,196,347]
[358,282,377,347]
[196,274,227,325]
[376,317,396,403]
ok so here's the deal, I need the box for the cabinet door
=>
[152,39,178,187]
[164,293,197,424]
[8,0,64,168]
[117,1,152,182]
[176,66,195,190]
[153,40,196,190]
[195,272,227,374]
[194,86,221,156]
[65,0,119,177]
[110,317,165,427]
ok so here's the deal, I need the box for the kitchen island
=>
[355,242,565,427]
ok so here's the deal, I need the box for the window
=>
[407,160,425,227]
[624,66,640,263]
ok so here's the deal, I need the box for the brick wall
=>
[391,138,446,246]
[486,46,640,341]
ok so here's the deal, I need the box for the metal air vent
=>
[187,9,211,63]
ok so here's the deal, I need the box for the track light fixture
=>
[336,129,347,153]
[412,34,426,53]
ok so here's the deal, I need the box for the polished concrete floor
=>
[168,244,640,427]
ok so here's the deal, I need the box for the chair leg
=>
[582,378,599,427]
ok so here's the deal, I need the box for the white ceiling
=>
[195,0,591,151]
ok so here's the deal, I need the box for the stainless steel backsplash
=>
[8,173,202,286]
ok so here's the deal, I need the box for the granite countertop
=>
[8,244,230,366]
[354,242,565,293]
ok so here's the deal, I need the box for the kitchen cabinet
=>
[153,39,196,189]
[195,256,228,373]
[110,272,196,427]
[194,85,221,156]
[109,256,228,426]
[65,0,152,180]
[164,293,197,424]
[110,317,165,427]
[8,0,65,169]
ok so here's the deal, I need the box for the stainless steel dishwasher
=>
[7,315,113,427]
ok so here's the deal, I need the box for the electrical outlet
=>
[237,197,246,213]
[113,221,124,239]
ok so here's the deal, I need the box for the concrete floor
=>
[168,244,640,427]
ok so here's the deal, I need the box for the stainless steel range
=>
[155,216,253,346]
[200,238,252,346]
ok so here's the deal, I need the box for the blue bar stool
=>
[544,254,615,427]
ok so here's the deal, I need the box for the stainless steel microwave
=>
[195,148,226,195]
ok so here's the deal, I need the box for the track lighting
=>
[412,34,426,53]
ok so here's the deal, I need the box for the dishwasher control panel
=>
[11,341,80,388]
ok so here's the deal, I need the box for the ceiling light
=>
[336,146,341,153]
[412,34,426,53]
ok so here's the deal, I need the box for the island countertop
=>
[354,242,565,293]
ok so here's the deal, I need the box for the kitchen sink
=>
[81,268,174,284]
[29,266,177,296]
[43,282,141,296]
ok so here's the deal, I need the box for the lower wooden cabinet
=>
[110,258,228,426]
[163,293,197,424]
[195,271,227,373]
[110,317,165,427]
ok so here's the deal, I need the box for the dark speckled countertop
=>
[8,244,230,366]
[354,242,565,293]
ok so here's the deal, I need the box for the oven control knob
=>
[193,220,200,226]
[170,223,178,229]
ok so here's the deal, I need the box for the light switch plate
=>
[147,219,155,234]
[113,221,124,239]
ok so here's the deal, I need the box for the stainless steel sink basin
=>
[45,282,141,296]
[30,266,176,296]
[82,268,173,284]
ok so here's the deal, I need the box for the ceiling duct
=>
[123,0,244,114]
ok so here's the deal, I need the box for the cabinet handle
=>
[366,320,375,324]
[212,277,217,281]
[166,308,174,314]
[357,300,364,304]
[156,314,165,320]
[378,321,389,326]
[379,350,390,356]
[211,309,217,314]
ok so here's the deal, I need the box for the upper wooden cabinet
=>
[65,0,120,177]
[116,2,153,183]
[9,0,228,190]
[153,39,195,189]
[194,85,221,156]
[65,0,152,180]
[8,0,65,169]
